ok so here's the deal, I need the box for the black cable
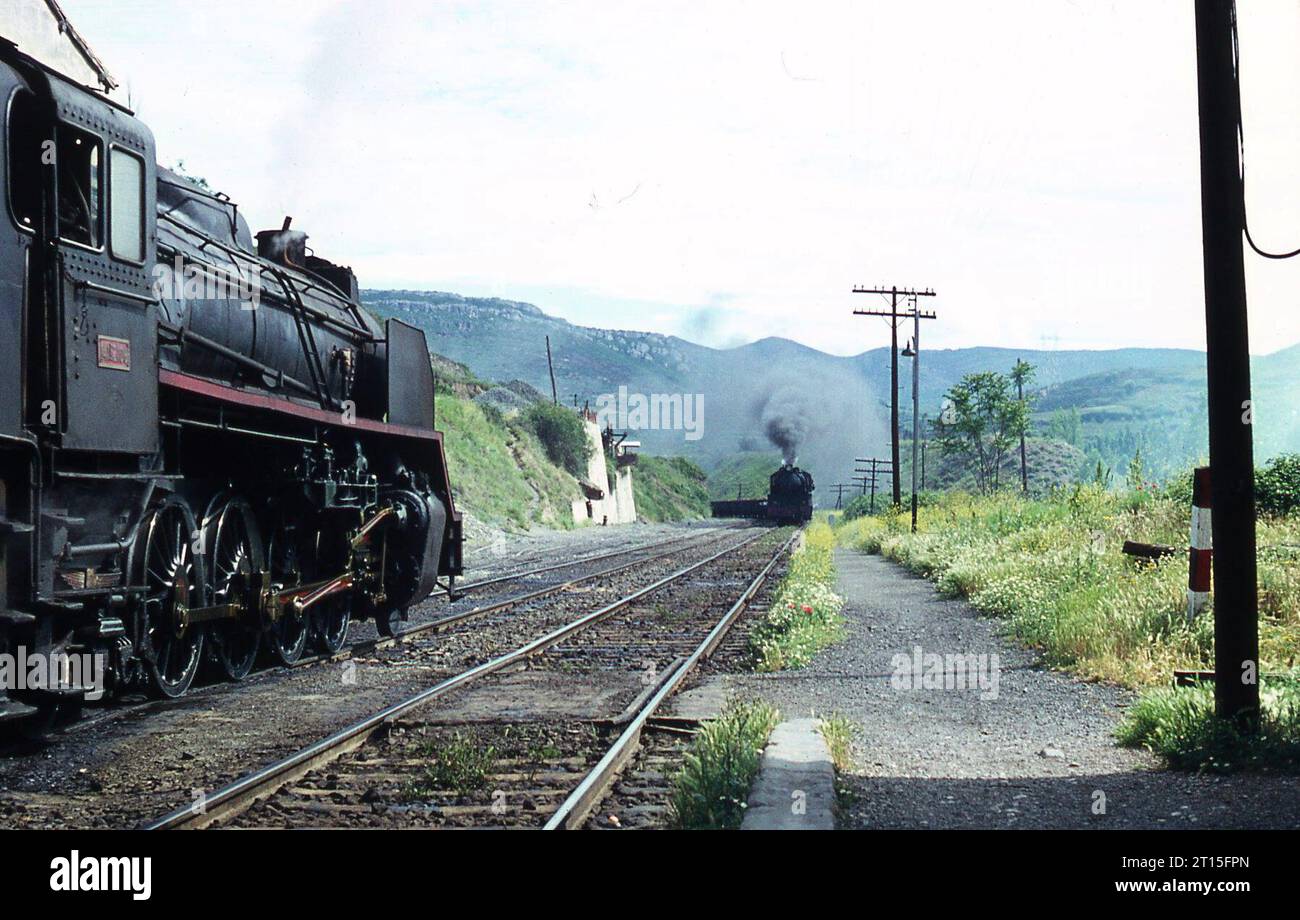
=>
[1231,0,1300,259]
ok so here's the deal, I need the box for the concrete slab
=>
[425,669,642,722]
[663,676,733,721]
[741,718,836,830]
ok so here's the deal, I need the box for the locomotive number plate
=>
[96,335,132,371]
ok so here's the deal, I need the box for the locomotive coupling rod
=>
[274,574,355,620]
[179,572,269,624]
[351,505,397,549]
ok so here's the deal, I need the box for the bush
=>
[1165,455,1300,518]
[841,495,874,521]
[523,403,592,477]
[1257,454,1300,517]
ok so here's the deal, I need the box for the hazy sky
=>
[57,0,1300,355]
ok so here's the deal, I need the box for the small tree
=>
[932,370,1029,494]
[1126,447,1146,493]
[1010,359,1036,493]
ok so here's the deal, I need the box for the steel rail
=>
[543,530,799,830]
[143,528,770,830]
[37,527,749,744]
[289,524,748,668]
[447,523,740,596]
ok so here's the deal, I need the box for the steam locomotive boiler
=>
[710,462,815,525]
[0,43,461,726]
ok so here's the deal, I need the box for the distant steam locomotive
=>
[711,463,815,524]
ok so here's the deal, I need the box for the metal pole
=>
[1194,0,1258,728]
[1018,377,1029,493]
[911,308,920,533]
[545,335,558,405]
[888,289,902,506]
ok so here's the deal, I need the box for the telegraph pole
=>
[854,457,893,515]
[1195,0,1258,728]
[903,297,938,534]
[854,286,936,511]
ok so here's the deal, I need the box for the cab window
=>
[7,90,41,232]
[110,148,144,262]
[57,124,101,248]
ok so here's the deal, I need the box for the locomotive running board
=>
[159,369,441,442]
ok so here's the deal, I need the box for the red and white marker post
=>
[1186,466,1212,622]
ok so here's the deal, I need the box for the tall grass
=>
[670,699,780,829]
[835,486,1300,688]
[1117,678,1300,772]
[632,455,712,522]
[748,522,845,671]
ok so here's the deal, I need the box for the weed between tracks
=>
[669,698,779,829]
[409,733,500,795]
[747,522,845,671]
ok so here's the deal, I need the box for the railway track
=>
[24,524,744,744]
[144,528,795,830]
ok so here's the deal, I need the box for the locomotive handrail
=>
[265,263,336,411]
[158,321,319,400]
[156,216,379,342]
[66,275,155,306]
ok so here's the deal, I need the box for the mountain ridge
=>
[363,289,1300,488]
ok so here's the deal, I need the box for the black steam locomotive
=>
[711,463,815,525]
[0,43,461,725]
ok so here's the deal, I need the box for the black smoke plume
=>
[761,387,812,465]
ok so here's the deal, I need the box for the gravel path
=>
[721,549,1300,829]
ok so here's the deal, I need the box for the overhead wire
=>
[1231,0,1300,260]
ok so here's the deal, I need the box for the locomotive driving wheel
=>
[205,496,264,681]
[374,606,403,638]
[312,594,352,655]
[309,528,353,655]
[266,520,310,665]
[132,496,206,698]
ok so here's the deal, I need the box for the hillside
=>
[367,290,1300,497]
[426,350,708,535]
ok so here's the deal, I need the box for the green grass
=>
[833,487,1300,689]
[748,522,846,671]
[436,394,580,531]
[1118,678,1300,773]
[819,714,857,772]
[670,699,780,829]
[631,455,711,522]
[408,733,499,796]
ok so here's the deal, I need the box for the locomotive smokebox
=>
[256,216,308,268]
